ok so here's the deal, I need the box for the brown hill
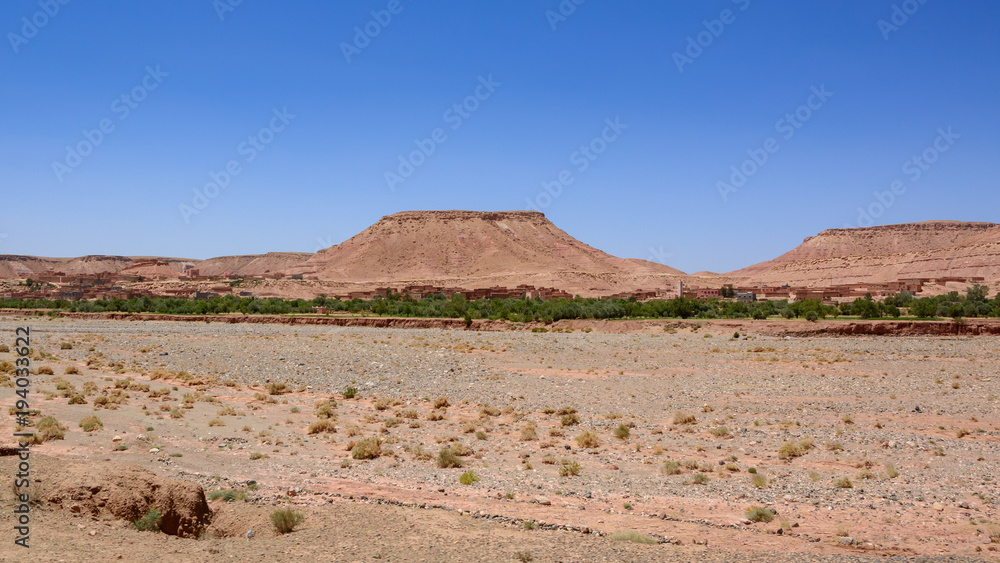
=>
[195,252,313,277]
[731,221,1000,286]
[287,210,687,295]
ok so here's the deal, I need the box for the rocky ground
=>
[0,316,998,561]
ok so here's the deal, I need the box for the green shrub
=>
[342,386,358,399]
[613,424,630,440]
[78,416,102,432]
[270,508,304,534]
[746,506,774,523]
[661,460,682,475]
[437,447,464,468]
[558,459,581,477]
[308,419,337,434]
[134,509,162,532]
[459,470,480,485]
[778,438,814,460]
[575,431,600,448]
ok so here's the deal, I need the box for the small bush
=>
[480,405,500,417]
[208,418,225,427]
[37,366,55,375]
[560,413,580,427]
[79,416,102,432]
[351,437,382,460]
[690,473,710,485]
[35,416,66,441]
[709,426,729,437]
[833,477,853,489]
[575,431,600,448]
[750,473,768,488]
[778,438,814,460]
[267,382,288,395]
[746,506,774,523]
[308,419,337,434]
[134,509,162,532]
[885,463,899,479]
[270,508,304,534]
[433,396,450,409]
[661,460,682,475]
[64,366,81,375]
[475,430,488,440]
[608,530,657,544]
[68,394,86,405]
[249,452,267,460]
[342,386,358,399]
[60,342,73,350]
[459,470,480,485]
[673,412,696,425]
[558,459,581,477]
[613,424,630,440]
[520,425,537,441]
[437,447,464,468]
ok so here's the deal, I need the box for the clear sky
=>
[2,1,998,273]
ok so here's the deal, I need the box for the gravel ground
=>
[2,317,999,560]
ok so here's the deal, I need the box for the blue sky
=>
[2,1,998,273]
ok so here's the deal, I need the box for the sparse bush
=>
[746,506,774,523]
[37,366,54,375]
[778,438,814,460]
[750,473,768,488]
[661,460,682,475]
[68,394,86,405]
[480,405,500,417]
[79,416,102,432]
[689,473,710,485]
[271,508,304,534]
[169,408,184,419]
[351,437,382,459]
[60,342,73,350]
[249,452,267,460]
[308,419,337,434]
[558,459,581,477]
[833,477,853,489]
[709,426,729,437]
[613,424,630,440]
[520,425,538,441]
[475,430,488,440]
[560,413,580,427]
[65,366,81,375]
[437,447,464,468]
[35,416,66,441]
[267,382,288,395]
[342,386,358,399]
[885,463,899,479]
[433,396,450,409]
[673,412,696,425]
[575,431,600,448]
[208,418,225,427]
[459,470,480,485]
[134,509,162,532]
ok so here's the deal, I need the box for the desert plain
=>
[0,315,998,562]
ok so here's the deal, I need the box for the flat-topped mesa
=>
[287,209,683,287]
[731,220,1000,286]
